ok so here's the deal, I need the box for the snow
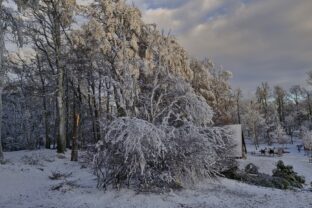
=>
[240,139,312,182]
[1,148,312,208]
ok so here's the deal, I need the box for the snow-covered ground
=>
[0,147,312,208]
[241,140,312,182]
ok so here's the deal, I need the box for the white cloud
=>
[143,8,181,32]
[133,0,312,93]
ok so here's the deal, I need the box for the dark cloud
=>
[130,0,189,9]
[129,0,312,95]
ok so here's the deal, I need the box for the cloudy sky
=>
[128,0,312,95]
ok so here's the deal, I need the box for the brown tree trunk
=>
[71,113,80,161]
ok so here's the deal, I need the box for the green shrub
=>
[272,160,305,189]
[223,160,305,190]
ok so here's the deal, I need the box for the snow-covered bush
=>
[299,126,308,140]
[303,130,312,150]
[93,117,168,190]
[164,123,235,185]
[272,124,290,147]
[93,118,234,191]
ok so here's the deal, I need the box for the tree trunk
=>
[57,66,66,153]
[37,55,51,149]
[113,85,126,117]
[43,93,50,149]
[92,89,100,142]
[54,5,66,153]
[236,99,241,124]
[65,71,70,149]
[53,98,59,149]
[0,19,5,161]
[77,83,85,148]
[87,90,96,143]
[98,79,102,138]
[106,90,110,115]
[90,71,100,142]
[105,78,111,119]
[71,113,80,161]
[0,87,3,162]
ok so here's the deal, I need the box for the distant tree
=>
[306,71,312,86]
[274,85,286,123]
[302,130,312,151]
[234,88,242,124]
[304,72,312,120]
[289,85,303,127]
[242,101,266,149]
[302,88,312,120]
[256,82,270,117]
[273,123,290,147]
[284,114,296,144]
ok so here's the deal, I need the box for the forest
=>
[1,1,312,208]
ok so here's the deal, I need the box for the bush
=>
[224,160,305,190]
[272,160,305,189]
[245,163,258,174]
[93,118,168,191]
[164,124,235,185]
[93,118,234,191]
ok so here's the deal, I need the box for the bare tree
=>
[24,0,76,153]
